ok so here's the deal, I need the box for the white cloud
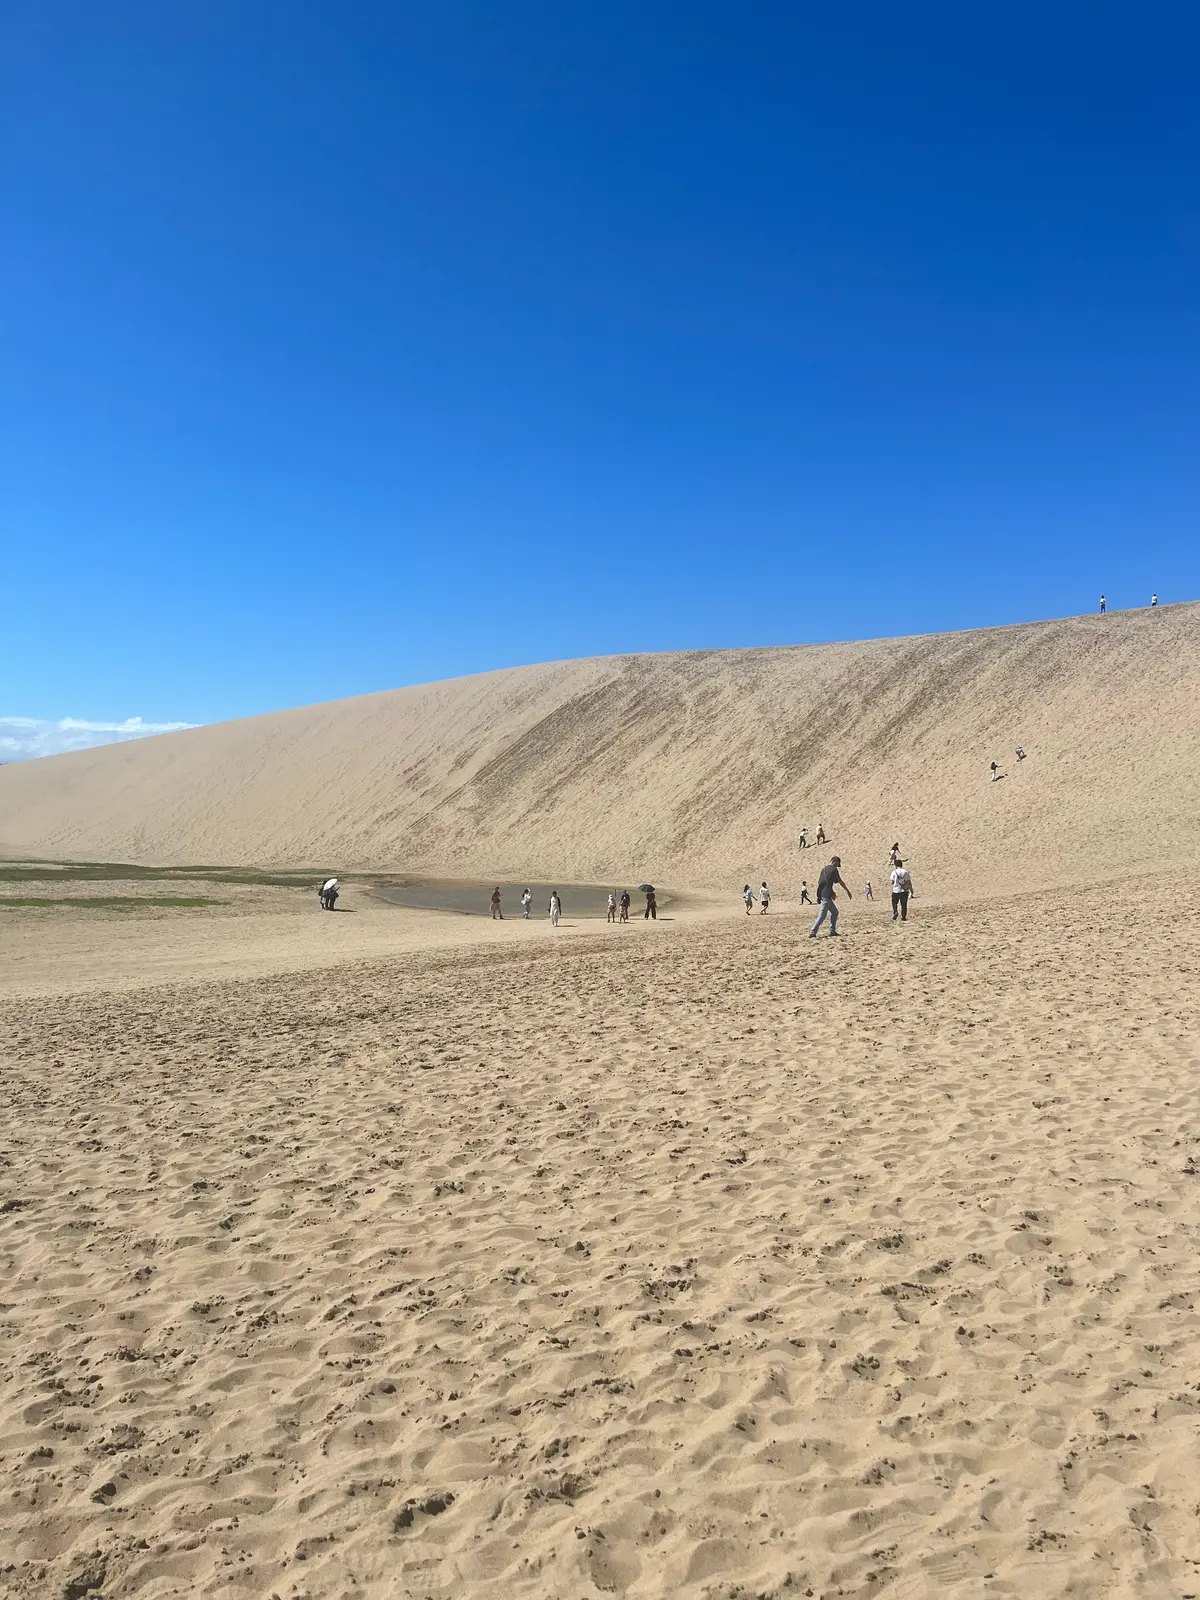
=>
[0,715,199,762]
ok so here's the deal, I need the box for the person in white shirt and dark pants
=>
[890,860,913,922]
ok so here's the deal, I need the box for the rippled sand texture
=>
[3,876,1199,1598]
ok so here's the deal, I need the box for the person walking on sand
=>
[490,886,503,919]
[1100,594,1106,614]
[619,889,630,922]
[990,761,1000,781]
[1151,592,1158,607]
[644,887,657,920]
[809,856,850,938]
[743,884,754,915]
[890,842,901,867]
[549,890,562,927]
[865,881,873,900]
[758,881,771,914]
[890,859,913,922]
[1015,746,1026,761]
[815,823,827,845]
[521,888,533,919]
[797,827,808,850]
[607,891,617,924]
[799,881,812,905]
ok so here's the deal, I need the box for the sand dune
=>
[3,606,1200,1598]
[3,604,1198,895]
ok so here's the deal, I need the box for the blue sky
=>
[3,2,1197,755]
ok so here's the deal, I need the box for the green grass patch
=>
[0,861,327,887]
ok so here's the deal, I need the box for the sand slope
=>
[2,604,1198,895]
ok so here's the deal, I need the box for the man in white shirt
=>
[890,861,913,922]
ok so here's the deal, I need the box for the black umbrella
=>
[638,883,656,894]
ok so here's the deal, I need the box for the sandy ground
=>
[3,873,1199,1598]
[0,884,711,997]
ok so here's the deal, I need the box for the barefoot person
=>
[809,856,850,938]
[815,823,827,845]
[758,881,770,914]
[890,858,913,921]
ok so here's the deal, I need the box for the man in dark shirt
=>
[809,856,851,938]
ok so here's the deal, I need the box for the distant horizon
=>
[3,594,1189,761]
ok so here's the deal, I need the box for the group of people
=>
[488,885,655,925]
[743,836,916,938]
[736,852,909,935]
[324,820,923,939]
[811,849,914,935]
[795,824,826,849]
[1099,593,1158,613]
[607,889,634,922]
[491,885,566,923]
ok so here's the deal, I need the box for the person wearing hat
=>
[809,856,851,938]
